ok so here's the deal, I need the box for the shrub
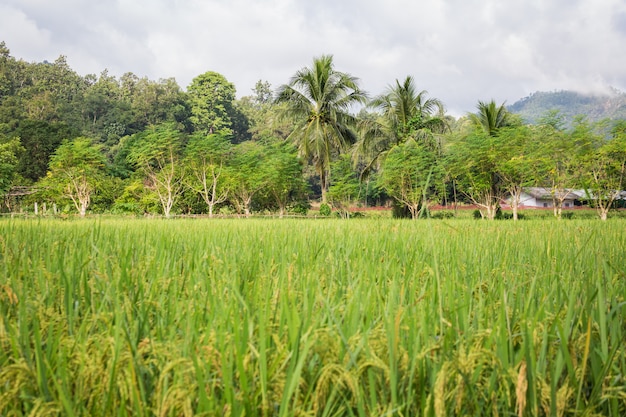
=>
[431,210,455,219]
[392,202,411,219]
[319,203,331,216]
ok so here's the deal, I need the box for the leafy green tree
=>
[124,75,182,127]
[227,141,267,217]
[263,142,309,218]
[44,137,107,216]
[445,101,523,220]
[184,132,232,217]
[355,76,447,176]
[276,55,367,203]
[535,118,592,218]
[379,140,441,219]
[252,80,273,105]
[127,123,185,217]
[579,121,626,220]
[327,154,362,217]
[14,119,75,182]
[495,125,542,220]
[236,80,284,141]
[0,136,22,206]
[81,70,130,140]
[187,71,236,135]
[446,129,503,219]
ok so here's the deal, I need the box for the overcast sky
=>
[2,0,625,115]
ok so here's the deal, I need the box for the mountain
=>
[508,88,626,126]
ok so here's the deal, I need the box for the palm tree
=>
[469,100,510,136]
[354,76,448,177]
[275,55,367,203]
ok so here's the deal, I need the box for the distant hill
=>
[508,88,626,126]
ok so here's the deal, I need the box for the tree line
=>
[1,42,625,219]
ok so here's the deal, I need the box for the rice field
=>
[0,217,625,416]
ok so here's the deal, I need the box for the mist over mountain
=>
[508,88,626,126]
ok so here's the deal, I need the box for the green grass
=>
[1,218,625,416]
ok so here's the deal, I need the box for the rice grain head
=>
[516,361,528,417]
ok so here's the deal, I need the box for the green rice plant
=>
[0,217,624,416]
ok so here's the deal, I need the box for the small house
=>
[514,187,582,208]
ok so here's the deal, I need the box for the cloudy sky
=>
[1,0,625,115]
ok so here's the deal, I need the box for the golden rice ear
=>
[433,363,447,417]
[516,361,528,417]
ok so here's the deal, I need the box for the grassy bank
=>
[1,218,625,416]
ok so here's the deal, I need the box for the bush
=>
[431,210,455,219]
[289,200,310,215]
[392,202,411,219]
[319,203,331,216]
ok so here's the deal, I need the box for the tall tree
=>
[44,137,107,216]
[127,123,185,217]
[354,76,447,176]
[495,125,541,220]
[184,132,232,217]
[227,141,267,217]
[380,140,442,219]
[14,119,75,182]
[535,118,591,219]
[579,121,626,220]
[446,129,504,220]
[275,55,367,203]
[0,136,22,206]
[327,153,362,218]
[263,142,308,218]
[187,71,236,135]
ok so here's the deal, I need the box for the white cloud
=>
[1,0,625,115]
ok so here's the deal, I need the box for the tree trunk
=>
[320,167,329,203]
[511,188,521,221]
[600,209,608,221]
[79,201,87,217]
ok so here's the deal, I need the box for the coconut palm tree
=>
[469,100,511,136]
[353,76,448,177]
[275,55,367,203]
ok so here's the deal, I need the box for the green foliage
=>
[469,100,514,136]
[187,71,237,135]
[41,137,107,216]
[127,123,185,217]
[509,89,626,126]
[262,142,309,217]
[0,136,22,196]
[578,120,626,219]
[13,119,75,182]
[184,132,232,217]
[355,76,447,179]
[288,199,310,215]
[430,210,455,219]
[379,140,441,219]
[319,203,331,216]
[276,55,367,202]
[446,128,503,219]
[227,141,267,216]
[328,154,361,214]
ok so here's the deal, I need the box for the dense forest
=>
[1,41,625,220]
[509,88,626,126]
